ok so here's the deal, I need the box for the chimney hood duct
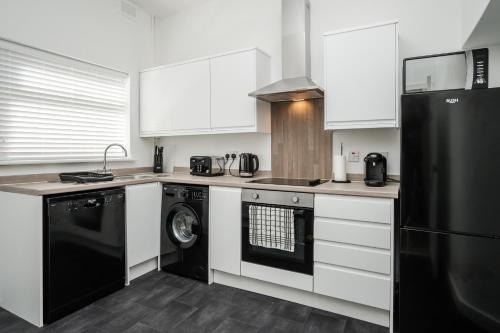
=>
[249,0,323,103]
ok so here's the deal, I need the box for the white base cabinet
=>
[0,192,43,327]
[313,194,394,328]
[125,182,162,284]
[209,186,242,276]
[323,21,399,130]
[140,48,270,137]
[241,261,313,292]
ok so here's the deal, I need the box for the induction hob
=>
[248,178,328,187]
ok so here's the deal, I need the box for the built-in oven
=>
[241,189,314,275]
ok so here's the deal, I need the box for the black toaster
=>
[190,156,225,177]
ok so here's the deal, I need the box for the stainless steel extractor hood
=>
[249,0,323,103]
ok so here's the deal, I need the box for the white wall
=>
[461,0,490,45]
[156,0,488,175]
[162,133,272,171]
[0,0,155,176]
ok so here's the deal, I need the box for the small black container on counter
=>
[153,145,163,173]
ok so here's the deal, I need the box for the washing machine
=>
[160,184,209,282]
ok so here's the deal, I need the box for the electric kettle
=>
[239,153,259,178]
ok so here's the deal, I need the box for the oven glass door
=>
[241,202,313,275]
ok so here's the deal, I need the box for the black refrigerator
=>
[399,88,500,333]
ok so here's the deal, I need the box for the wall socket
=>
[348,151,360,162]
[225,151,239,159]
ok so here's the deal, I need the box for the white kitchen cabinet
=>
[140,68,171,134]
[314,263,391,310]
[209,186,241,276]
[323,21,398,130]
[140,48,270,137]
[210,49,270,133]
[125,182,162,282]
[140,59,211,136]
[315,218,391,249]
[0,191,43,327]
[313,194,394,314]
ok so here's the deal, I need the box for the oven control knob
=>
[252,193,259,200]
[292,196,300,204]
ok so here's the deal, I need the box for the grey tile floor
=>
[0,271,389,333]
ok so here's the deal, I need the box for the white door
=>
[140,68,171,135]
[325,23,397,128]
[210,51,256,129]
[169,60,211,131]
[126,182,162,269]
[209,186,242,275]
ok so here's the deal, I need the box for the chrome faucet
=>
[102,143,128,174]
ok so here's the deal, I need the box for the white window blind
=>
[0,39,130,164]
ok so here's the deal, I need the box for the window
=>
[0,39,129,164]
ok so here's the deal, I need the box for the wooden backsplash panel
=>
[271,99,332,179]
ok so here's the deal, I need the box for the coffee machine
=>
[364,153,387,187]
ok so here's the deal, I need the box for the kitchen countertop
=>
[0,172,400,198]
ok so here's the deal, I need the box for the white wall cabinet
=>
[209,186,242,276]
[323,21,398,130]
[140,60,211,136]
[210,49,270,133]
[140,48,270,137]
[125,182,162,282]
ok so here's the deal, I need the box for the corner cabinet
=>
[140,48,271,137]
[323,21,399,130]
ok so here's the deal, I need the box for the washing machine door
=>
[166,204,201,249]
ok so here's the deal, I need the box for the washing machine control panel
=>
[163,185,207,200]
[189,190,207,200]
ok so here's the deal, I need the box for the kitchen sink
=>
[59,172,115,183]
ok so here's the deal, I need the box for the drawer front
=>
[315,218,390,249]
[241,261,313,292]
[315,194,392,224]
[314,241,390,275]
[314,263,390,310]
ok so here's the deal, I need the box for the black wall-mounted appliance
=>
[190,156,225,177]
[239,153,259,178]
[399,88,500,333]
[364,153,387,187]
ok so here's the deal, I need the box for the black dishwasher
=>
[44,188,126,324]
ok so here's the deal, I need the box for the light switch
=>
[348,151,360,162]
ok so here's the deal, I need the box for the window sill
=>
[0,157,136,166]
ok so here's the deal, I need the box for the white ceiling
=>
[130,0,206,17]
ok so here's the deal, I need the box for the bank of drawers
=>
[313,194,393,310]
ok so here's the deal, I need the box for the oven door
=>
[241,202,313,275]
